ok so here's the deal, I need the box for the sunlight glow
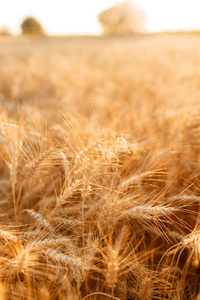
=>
[0,0,200,35]
[136,0,200,32]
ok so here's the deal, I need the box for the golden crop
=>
[0,34,200,299]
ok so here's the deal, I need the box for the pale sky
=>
[0,0,200,35]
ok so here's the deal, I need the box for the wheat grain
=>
[24,209,53,231]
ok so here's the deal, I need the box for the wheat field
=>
[0,34,200,299]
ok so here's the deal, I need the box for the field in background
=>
[0,35,200,299]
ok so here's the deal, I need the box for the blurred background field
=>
[1,33,200,133]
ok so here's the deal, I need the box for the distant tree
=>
[21,17,45,35]
[0,26,11,36]
[98,0,146,35]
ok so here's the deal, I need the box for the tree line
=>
[0,0,146,36]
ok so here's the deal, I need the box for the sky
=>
[0,0,200,35]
